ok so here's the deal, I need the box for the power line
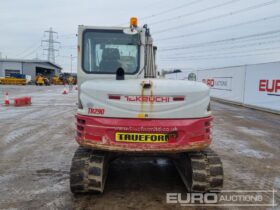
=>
[153,0,280,34]
[160,60,280,70]
[57,55,77,58]
[11,41,41,57]
[140,0,204,20]
[159,51,280,61]
[149,0,240,25]
[156,15,280,41]
[159,29,280,51]
[17,44,42,59]
[20,45,42,59]
[160,46,280,59]
[166,35,280,56]
[58,34,77,40]
[60,45,76,49]
[137,0,166,11]
[159,38,280,59]
[118,0,204,25]
[59,33,76,37]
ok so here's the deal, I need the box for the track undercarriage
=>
[70,147,223,194]
[70,147,110,193]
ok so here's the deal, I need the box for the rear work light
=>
[77,118,85,124]
[108,95,121,100]
[173,96,185,101]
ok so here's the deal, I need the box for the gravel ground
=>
[0,85,279,210]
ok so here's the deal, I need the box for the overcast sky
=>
[0,0,280,73]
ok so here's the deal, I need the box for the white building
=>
[0,59,62,79]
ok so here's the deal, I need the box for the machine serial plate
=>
[115,132,169,143]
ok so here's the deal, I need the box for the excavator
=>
[70,17,223,194]
[35,74,50,86]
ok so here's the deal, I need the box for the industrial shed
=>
[0,59,62,80]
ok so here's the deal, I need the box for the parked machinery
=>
[70,17,223,194]
[0,73,27,85]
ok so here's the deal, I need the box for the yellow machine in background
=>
[35,74,50,86]
[50,73,77,85]
[51,76,63,85]
[0,77,26,85]
[0,73,27,85]
[35,75,44,86]
[68,76,75,85]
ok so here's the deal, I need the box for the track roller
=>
[70,147,110,194]
[174,148,223,192]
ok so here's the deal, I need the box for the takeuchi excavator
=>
[70,17,223,194]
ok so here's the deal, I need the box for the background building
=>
[0,59,62,79]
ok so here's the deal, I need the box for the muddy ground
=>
[0,85,279,210]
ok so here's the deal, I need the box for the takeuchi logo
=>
[124,96,170,103]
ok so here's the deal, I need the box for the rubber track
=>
[70,147,109,194]
[189,148,223,192]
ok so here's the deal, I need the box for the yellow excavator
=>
[51,76,64,85]
[35,74,50,86]
[50,73,77,85]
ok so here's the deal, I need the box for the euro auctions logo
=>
[166,190,277,207]
[259,79,280,96]
[202,77,232,91]
[202,79,215,87]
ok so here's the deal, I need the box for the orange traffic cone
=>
[62,86,68,94]
[4,92,10,105]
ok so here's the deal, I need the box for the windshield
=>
[82,29,140,74]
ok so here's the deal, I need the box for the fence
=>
[196,62,280,114]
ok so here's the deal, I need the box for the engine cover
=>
[78,79,210,119]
